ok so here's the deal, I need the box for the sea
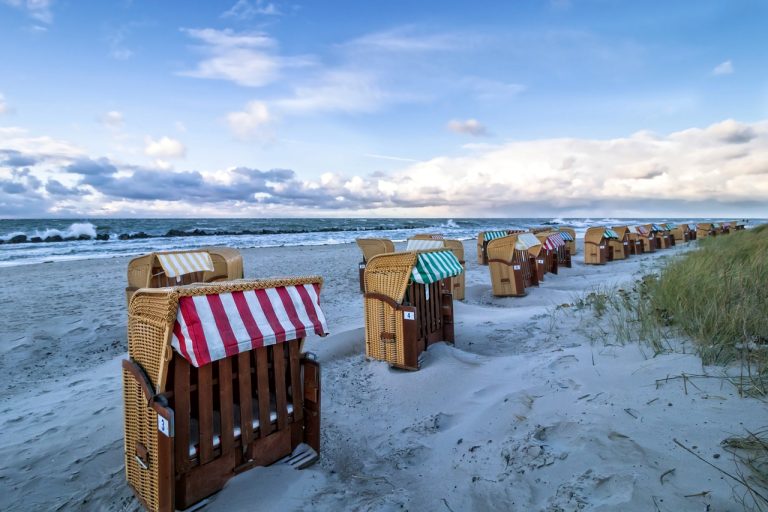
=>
[0,217,760,267]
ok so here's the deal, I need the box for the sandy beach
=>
[0,238,764,511]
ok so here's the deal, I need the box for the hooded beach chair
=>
[732,220,745,231]
[685,223,697,241]
[356,238,395,293]
[634,226,658,252]
[477,230,512,265]
[537,232,571,273]
[666,224,689,243]
[659,224,676,246]
[720,222,731,234]
[407,236,466,301]
[486,234,539,297]
[516,232,547,282]
[643,224,670,249]
[627,232,645,254]
[611,226,634,257]
[696,223,717,239]
[363,249,462,370]
[584,227,611,265]
[557,227,577,256]
[604,228,626,260]
[123,278,328,512]
[126,248,243,306]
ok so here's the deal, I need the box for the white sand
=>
[0,240,764,511]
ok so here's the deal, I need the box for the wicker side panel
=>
[364,297,404,366]
[205,247,244,281]
[487,236,524,296]
[609,239,626,260]
[128,293,175,391]
[123,369,160,512]
[444,240,465,301]
[356,239,394,263]
[476,233,485,264]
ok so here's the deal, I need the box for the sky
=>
[0,0,767,218]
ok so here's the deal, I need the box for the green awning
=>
[604,229,619,239]
[411,250,464,284]
[484,230,509,241]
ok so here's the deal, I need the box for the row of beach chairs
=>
[123,220,744,510]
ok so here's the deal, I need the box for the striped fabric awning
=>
[411,250,463,284]
[688,224,697,230]
[484,230,509,241]
[406,239,445,251]
[515,232,542,250]
[604,229,619,239]
[666,223,677,229]
[722,222,731,228]
[637,226,649,235]
[543,233,565,251]
[171,283,329,367]
[558,230,574,241]
[157,251,214,279]
[713,223,721,229]
[651,224,664,231]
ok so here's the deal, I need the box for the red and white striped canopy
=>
[542,233,566,251]
[171,283,328,367]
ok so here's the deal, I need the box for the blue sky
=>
[0,0,767,217]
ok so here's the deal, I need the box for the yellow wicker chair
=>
[444,240,466,301]
[356,238,395,293]
[477,230,513,265]
[626,232,644,254]
[584,227,611,264]
[666,224,689,243]
[557,227,577,256]
[486,234,539,297]
[363,249,462,370]
[611,226,634,257]
[123,278,326,511]
[606,227,627,260]
[696,223,716,239]
[126,247,243,306]
[517,232,547,282]
[634,226,657,252]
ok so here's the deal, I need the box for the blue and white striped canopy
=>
[411,250,464,284]
[484,230,509,241]
[651,224,664,231]
[558,230,574,241]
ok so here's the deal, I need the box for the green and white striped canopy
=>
[604,229,619,239]
[411,250,464,284]
[484,230,509,241]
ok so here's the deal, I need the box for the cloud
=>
[144,136,186,159]
[0,126,84,159]
[221,0,281,19]
[0,93,7,115]
[463,78,526,100]
[2,0,53,24]
[274,70,390,114]
[712,60,733,75]
[180,28,310,87]
[447,119,488,137]
[226,101,273,140]
[1,149,37,167]
[45,179,84,196]
[343,27,463,53]
[101,110,124,128]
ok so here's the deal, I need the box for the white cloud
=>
[447,119,488,137]
[712,60,734,75]
[226,101,273,140]
[0,93,7,115]
[101,111,124,128]
[2,0,53,24]
[221,0,281,19]
[344,27,463,53]
[144,136,186,159]
[0,126,84,158]
[274,70,389,114]
[180,28,311,87]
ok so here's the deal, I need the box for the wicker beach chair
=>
[627,232,645,255]
[732,220,746,231]
[557,227,577,256]
[356,238,395,293]
[123,278,328,512]
[603,228,625,260]
[126,247,243,306]
[363,249,462,370]
[696,223,716,239]
[666,224,689,243]
[487,234,539,297]
[536,232,570,274]
[516,232,547,282]
[644,224,671,249]
[477,230,512,265]
[611,226,634,257]
[584,227,611,264]
[685,224,698,241]
[634,226,658,252]
[443,240,466,301]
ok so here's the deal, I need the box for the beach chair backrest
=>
[406,238,445,251]
[357,238,395,262]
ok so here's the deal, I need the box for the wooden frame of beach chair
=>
[634,226,657,252]
[557,227,577,256]
[123,278,327,512]
[660,224,676,246]
[363,249,462,370]
[642,224,668,249]
[605,228,627,260]
[720,222,731,234]
[356,238,395,293]
[126,247,243,306]
[732,221,745,231]
[518,232,547,281]
[685,224,697,241]
[487,234,539,297]
[584,227,610,265]
[611,226,633,258]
